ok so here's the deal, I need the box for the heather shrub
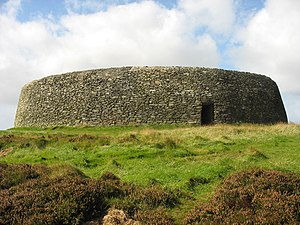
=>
[111,184,180,213]
[0,163,40,189]
[0,165,179,224]
[0,165,126,225]
[0,175,107,224]
[101,173,180,222]
[98,172,129,199]
[135,208,175,225]
[130,185,180,208]
[184,169,300,224]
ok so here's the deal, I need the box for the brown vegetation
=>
[0,164,179,225]
[184,169,300,224]
[1,163,300,224]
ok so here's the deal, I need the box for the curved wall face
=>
[14,67,287,127]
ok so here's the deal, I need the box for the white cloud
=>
[178,0,236,33]
[0,0,21,17]
[58,1,219,68]
[231,0,300,94]
[0,15,58,104]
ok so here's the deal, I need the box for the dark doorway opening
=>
[201,103,214,125]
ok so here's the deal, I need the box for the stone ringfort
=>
[14,66,287,127]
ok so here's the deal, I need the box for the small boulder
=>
[103,209,140,225]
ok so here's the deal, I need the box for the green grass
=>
[1,123,300,222]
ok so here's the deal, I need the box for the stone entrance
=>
[201,103,214,125]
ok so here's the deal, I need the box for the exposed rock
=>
[102,209,140,225]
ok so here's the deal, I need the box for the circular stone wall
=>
[14,66,287,127]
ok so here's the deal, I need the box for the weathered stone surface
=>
[102,209,140,225]
[14,66,287,127]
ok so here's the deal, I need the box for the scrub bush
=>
[184,169,300,224]
[0,164,179,225]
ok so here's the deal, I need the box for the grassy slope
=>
[1,123,300,221]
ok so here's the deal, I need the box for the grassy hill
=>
[1,124,300,224]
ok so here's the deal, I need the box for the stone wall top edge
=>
[24,66,272,87]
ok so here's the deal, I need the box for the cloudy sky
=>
[0,0,299,129]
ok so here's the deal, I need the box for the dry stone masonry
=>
[14,66,287,127]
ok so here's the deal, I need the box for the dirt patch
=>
[0,147,13,157]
